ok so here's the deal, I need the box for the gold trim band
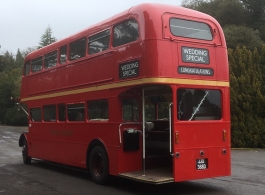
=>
[21,77,229,102]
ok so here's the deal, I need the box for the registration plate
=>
[196,158,208,170]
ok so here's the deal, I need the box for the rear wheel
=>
[22,139,31,164]
[89,146,109,185]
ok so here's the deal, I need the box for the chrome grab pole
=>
[169,103,173,156]
[142,88,146,176]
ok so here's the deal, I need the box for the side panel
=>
[27,52,114,96]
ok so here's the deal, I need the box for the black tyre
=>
[89,146,109,185]
[22,139,31,164]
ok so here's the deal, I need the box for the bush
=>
[4,106,28,126]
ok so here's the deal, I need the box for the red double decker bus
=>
[19,3,230,184]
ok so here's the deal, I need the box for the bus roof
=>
[25,3,223,60]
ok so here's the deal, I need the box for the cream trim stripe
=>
[21,77,229,102]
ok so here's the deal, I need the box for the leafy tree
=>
[241,0,265,41]
[181,0,208,9]
[39,25,57,48]
[229,46,265,148]
[182,0,248,27]
[0,69,19,122]
[0,52,27,125]
[223,25,263,50]
[15,49,24,69]
[4,107,28,126]
[21,47,37,58]
[0,51,15,72]
[181,0,265,44]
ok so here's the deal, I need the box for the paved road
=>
[0,125,265,195]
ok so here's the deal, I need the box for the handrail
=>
[17,103,29,116]
[119,122,142,144]
[169,103,173,156]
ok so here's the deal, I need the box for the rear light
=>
[223,130,226,141]
[175,131,179,144]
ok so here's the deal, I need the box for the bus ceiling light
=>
[223,130,227,141]
[175,131,179,144]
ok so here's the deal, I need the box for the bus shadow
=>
[108,177,226,195]
[30,160,226,195]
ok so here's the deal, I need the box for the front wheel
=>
[22,139,31,164]
[89,146,109,185]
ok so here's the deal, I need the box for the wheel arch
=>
[86,139,108,169]
[19,132,28,147]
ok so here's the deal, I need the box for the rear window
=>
[170,18,212,40]
[177,88,221,121]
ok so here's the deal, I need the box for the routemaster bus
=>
[18,3,230,184]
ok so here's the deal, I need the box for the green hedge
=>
[230,45,265,148]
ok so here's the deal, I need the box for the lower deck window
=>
[122,99,139,121]
[67,103,85,121]
[44,105,56,122]
[88,100,108,120]
[58,104,66,121]
[30,108,42,122]
[177,89,221,121]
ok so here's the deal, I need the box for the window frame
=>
[31,56,43,73]
[44,50,58,69]
[169,18,213,41]
[43,104,57,122]
[30,107,42,122]
[88,29,111,55]
[69,37,87,61]
[58,103,66,122]
[113,18,140,47]
[24,60,31,76]
[67,102,86,122]
[59,45,68,64]
[122,98,140,122]
[177,88,222,121]
[87,99,109,121]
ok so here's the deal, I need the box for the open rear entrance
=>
[119,84,174,184]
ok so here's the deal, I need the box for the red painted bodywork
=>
[20,3,230,182]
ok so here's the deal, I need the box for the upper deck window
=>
[24,61,30,76]
[69,37,86,61]
[170,18,212,41]
[44,51,57,69]
[88,30,110,55]
[59,45,67,64]
[113,19,139,47]
[31,57,43,73]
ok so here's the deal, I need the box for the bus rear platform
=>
[119,167,173,184]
